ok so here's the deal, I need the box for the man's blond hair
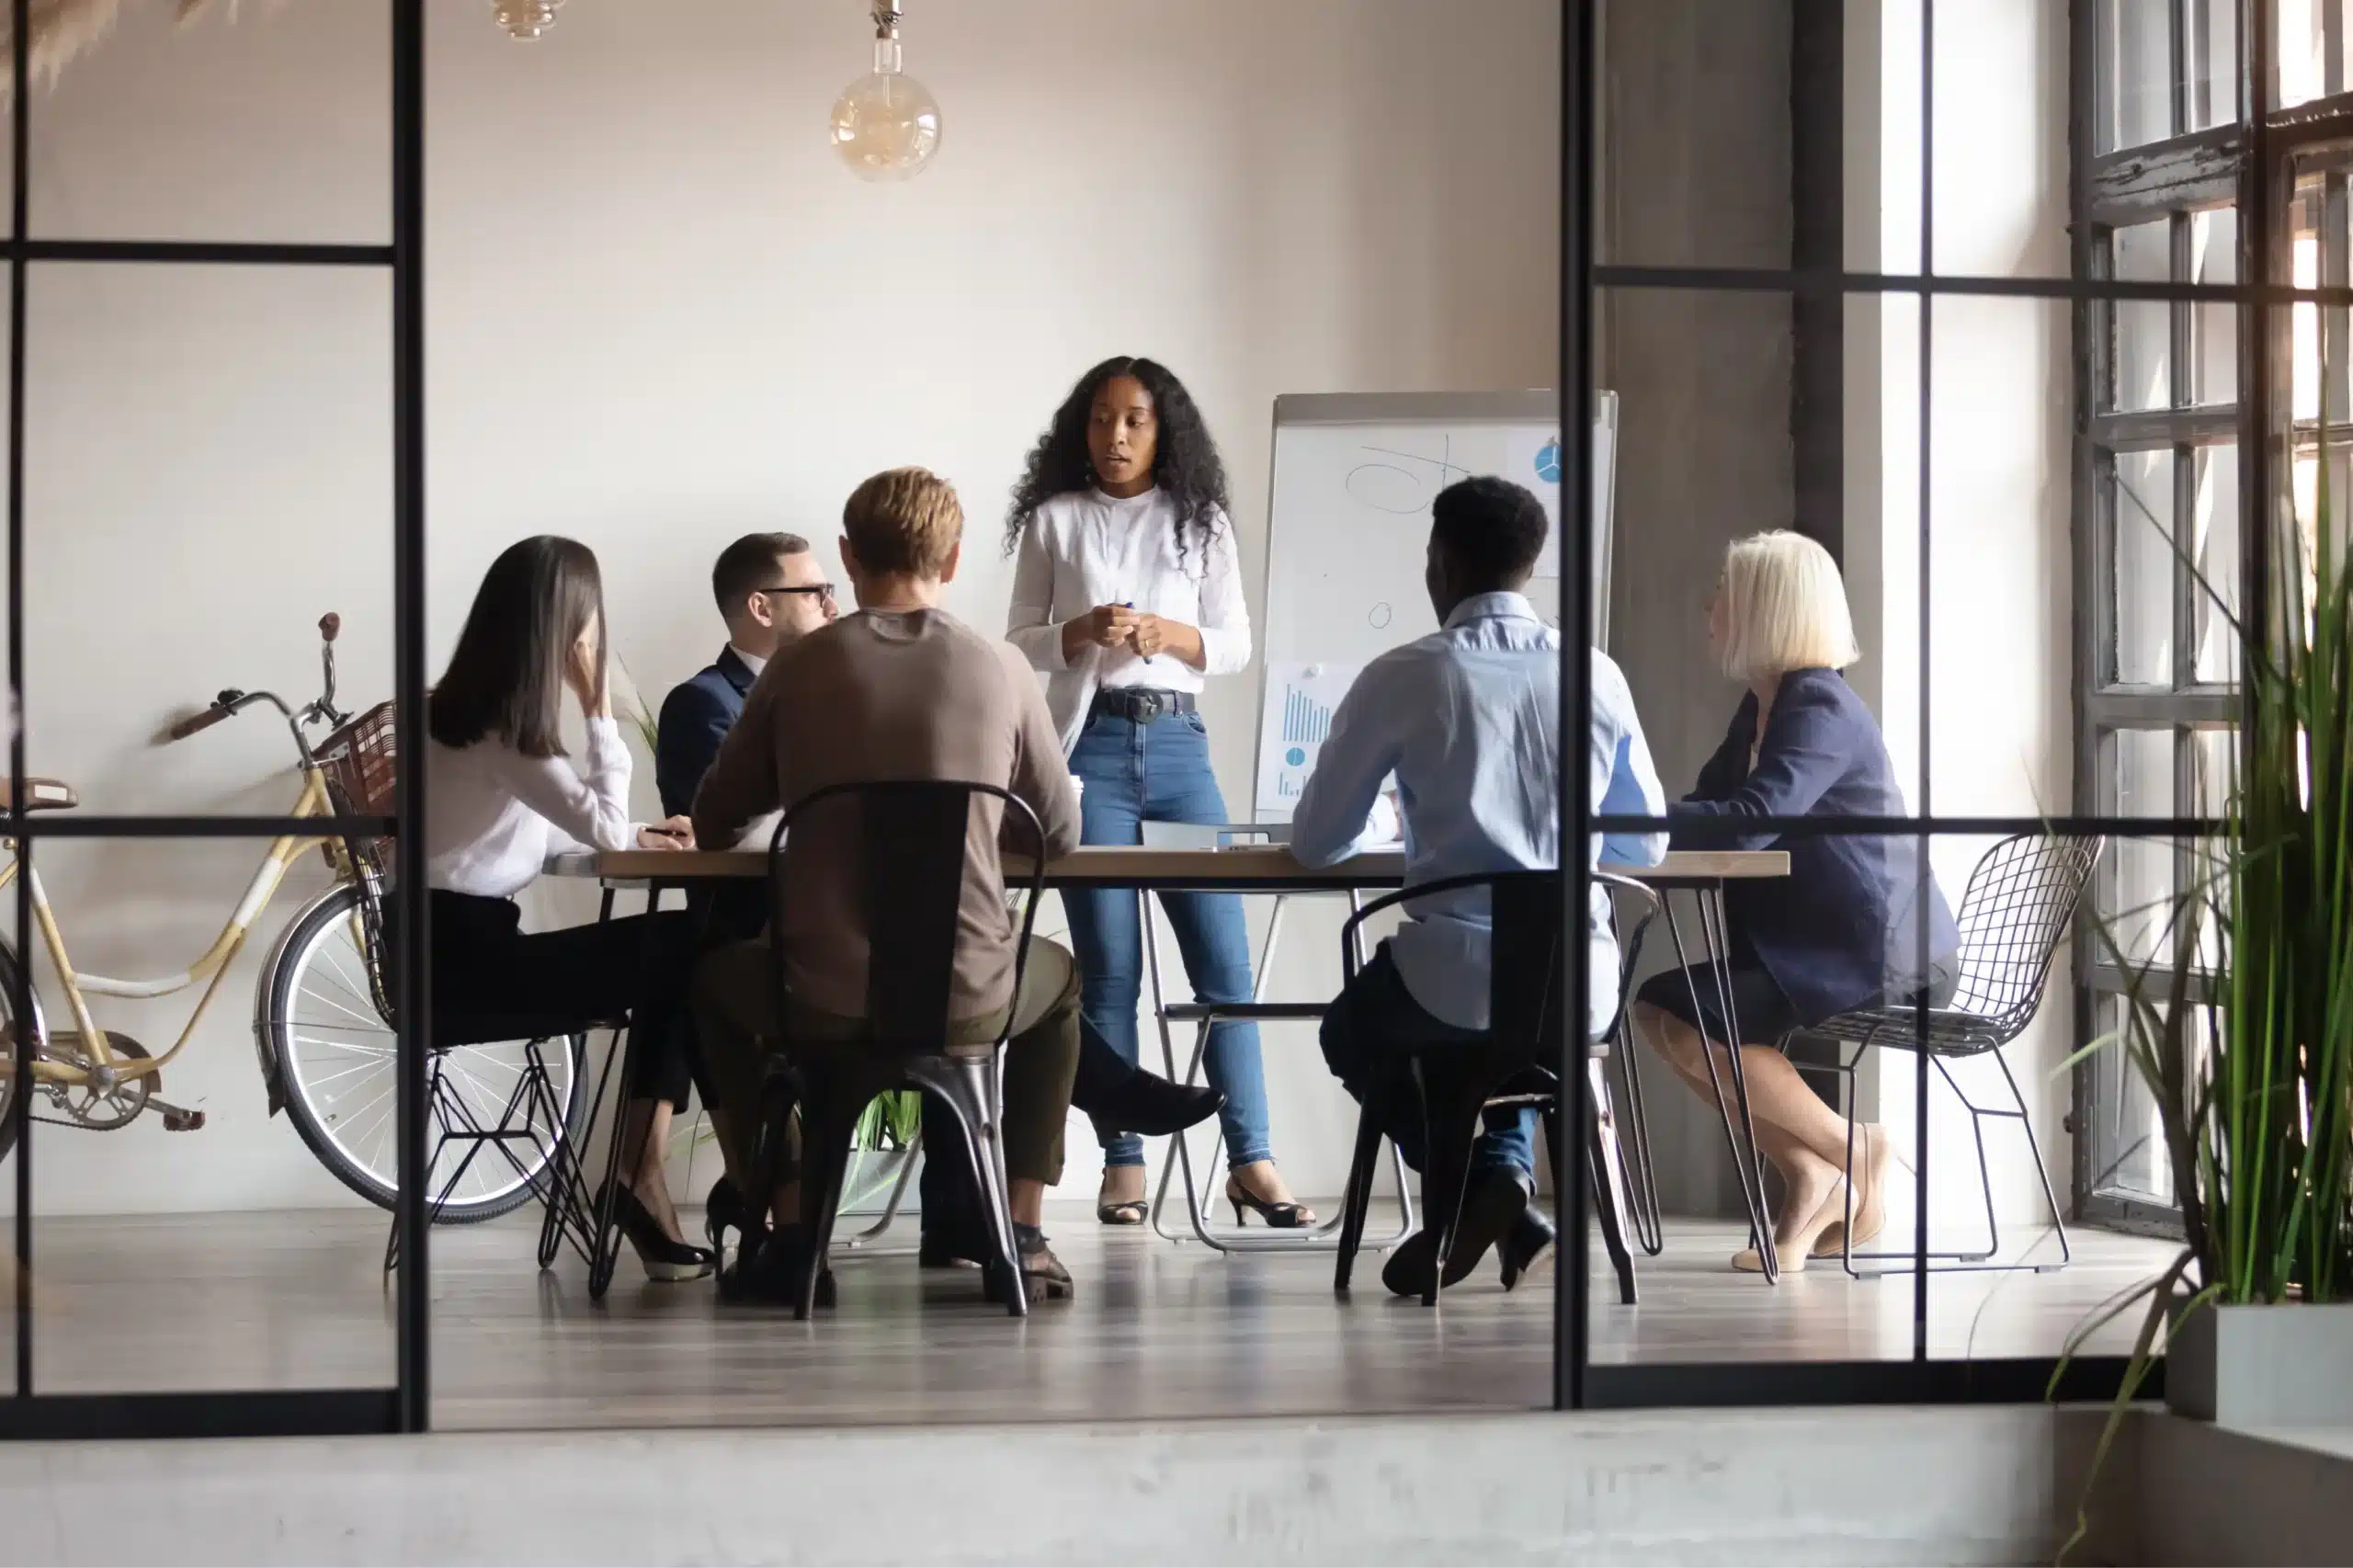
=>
[843,466,963,579]
[1718,529,1861,682]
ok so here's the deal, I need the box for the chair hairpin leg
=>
[1142,892,1415,1255]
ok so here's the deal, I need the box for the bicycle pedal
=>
[158,1107,206,1131]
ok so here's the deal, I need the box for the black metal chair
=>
[1794,832,2103,1278]
[1330,869,1643,1306]
[753,779,1050,1320]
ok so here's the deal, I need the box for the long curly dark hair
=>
[1003,356,1232,569]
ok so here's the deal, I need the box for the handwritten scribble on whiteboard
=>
[1343,437,1472,517]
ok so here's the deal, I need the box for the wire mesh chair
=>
[1797,832,2104,1278]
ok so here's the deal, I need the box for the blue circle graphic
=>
[1285,746,1307,767]
[1533,437,1563,484]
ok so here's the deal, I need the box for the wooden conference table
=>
[552,845,1796,1279]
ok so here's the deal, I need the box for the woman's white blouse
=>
[1006,486,1253,754]
[426,716,637,899]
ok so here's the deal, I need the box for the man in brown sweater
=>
[690,466,1086,1304]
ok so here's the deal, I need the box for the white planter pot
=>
[2167,1299,2353,1426]
[837,1145,919,1217]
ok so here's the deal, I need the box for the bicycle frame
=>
[0,766,342,1088]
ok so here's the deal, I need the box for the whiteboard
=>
[1252,390,1619,819]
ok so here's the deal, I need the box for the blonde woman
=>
[1629,530,1958,1271]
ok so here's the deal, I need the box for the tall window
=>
[2077,0,2336,1224]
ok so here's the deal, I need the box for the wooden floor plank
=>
[2,1208,2175,1426]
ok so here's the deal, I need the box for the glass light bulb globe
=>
[490,0,565,40]
[829,35,941,183]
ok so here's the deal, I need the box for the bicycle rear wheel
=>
[260,883,589,1221]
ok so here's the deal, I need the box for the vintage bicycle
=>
[0,614,586,1221]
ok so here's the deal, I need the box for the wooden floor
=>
[6,1206,2177,1428]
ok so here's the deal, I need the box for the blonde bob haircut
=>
[1716,529,1860,682]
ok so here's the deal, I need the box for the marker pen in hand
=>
[1121,600,1149,661]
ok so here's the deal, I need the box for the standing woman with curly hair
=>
[1006,357,1311,1230]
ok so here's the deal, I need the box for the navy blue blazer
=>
[1670,667,1959,1026]
[656,646,758,819]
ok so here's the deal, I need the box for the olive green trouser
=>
[690,937,1080,1190]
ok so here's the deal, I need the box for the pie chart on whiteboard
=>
[1533,437,1563,484]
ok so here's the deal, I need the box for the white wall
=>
[1849,0,2075,1233]
[10,0,1558,1214]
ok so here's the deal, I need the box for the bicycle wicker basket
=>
[313,699,399,1024]
[315,700,398,832]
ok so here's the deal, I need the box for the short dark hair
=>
[711,531,810,614]
[1430,476,1549,586]
[428,535,605,759]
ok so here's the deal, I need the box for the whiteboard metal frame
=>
[1252,389,1620,824]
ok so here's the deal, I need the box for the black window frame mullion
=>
[0,0,425,1440]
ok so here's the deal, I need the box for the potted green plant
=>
[2060,487,2353,1466]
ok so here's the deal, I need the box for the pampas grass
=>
[0,0,272,94]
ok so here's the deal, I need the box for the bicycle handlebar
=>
[165,706,232,741]
[167,613,349,751]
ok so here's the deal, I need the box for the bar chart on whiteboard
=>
[1254,660,1361,814]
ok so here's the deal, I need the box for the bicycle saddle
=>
[0,777,77,812]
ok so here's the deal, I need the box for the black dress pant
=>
[419,889,702,1109]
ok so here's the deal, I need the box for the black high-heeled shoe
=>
[722,1224,836,1309]
[704,1176,764,1272]
[601,1179,715,1283]
[1224,1176,1314,1230]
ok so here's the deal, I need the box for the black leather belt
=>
[1090,687,1197,723]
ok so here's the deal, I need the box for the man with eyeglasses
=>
[656,532,838,820]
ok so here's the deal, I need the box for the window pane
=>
[2090,996,2177,1203]
[2102,0,2178,151]
[2113,220,2174,413]
[2278,0,2348,109]
[2111,729,2178,963]
[2192,208,2237,406]
[2190,0,2240,130]
[2192,444,2242,682]
[2115,449,2177,685]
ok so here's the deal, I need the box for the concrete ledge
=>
[2133,1416,2353,1566]
[0,1405,2140,1566]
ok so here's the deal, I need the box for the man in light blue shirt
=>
[1292,475,1665,1297]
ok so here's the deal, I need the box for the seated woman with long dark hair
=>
[423,535,710,1281]
[1629,529,1958,1273]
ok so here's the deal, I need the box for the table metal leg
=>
[1696,884,1780,1279]
[1657,891,1779,1283]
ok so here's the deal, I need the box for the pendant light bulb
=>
[830,4,942,183]
[490,0,566,41]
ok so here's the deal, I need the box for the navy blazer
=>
[656,646,758,819]
[1670,667,1959,1026]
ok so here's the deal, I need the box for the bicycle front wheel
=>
[260,883,590,1221]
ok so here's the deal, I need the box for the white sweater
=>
[1006,486,1253,754]
[425,717,637,899]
